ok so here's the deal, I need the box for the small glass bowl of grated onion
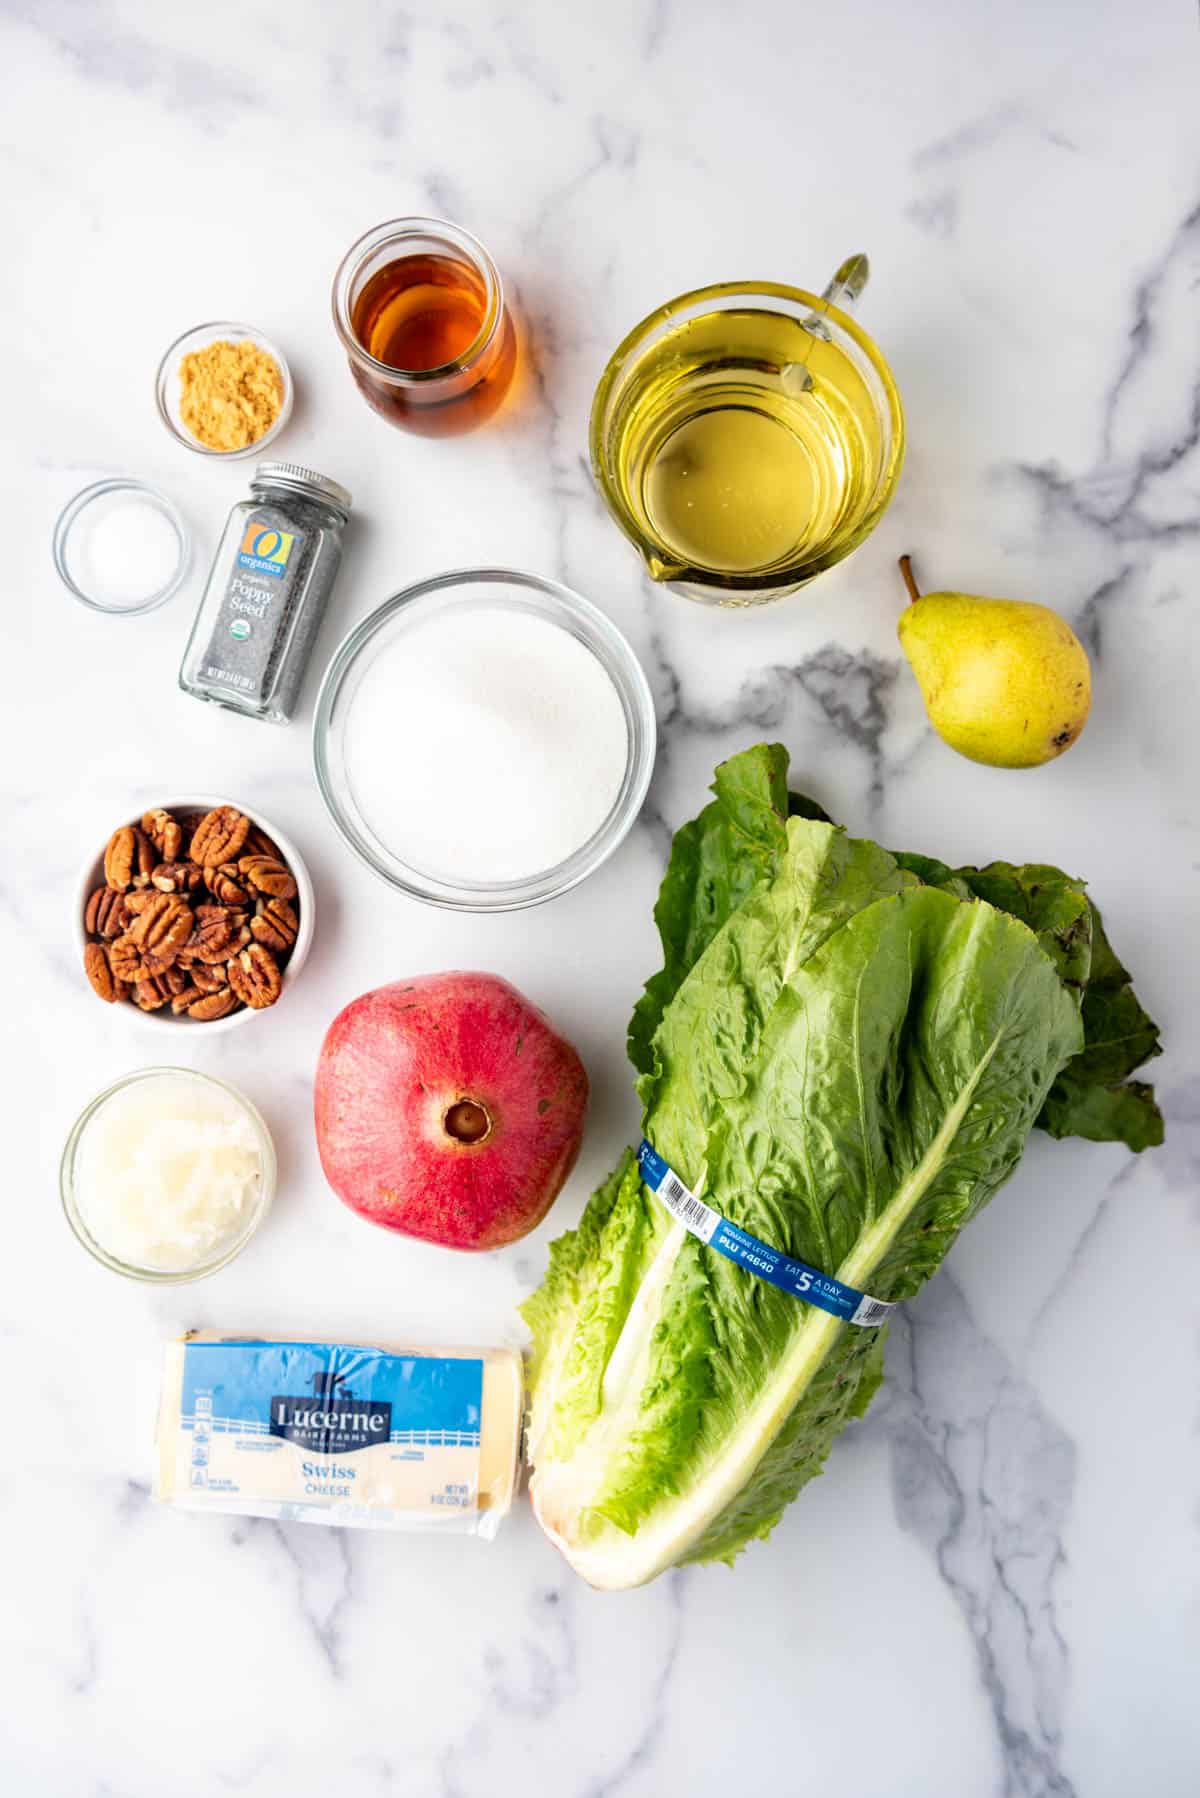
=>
[61,1068,276,1282]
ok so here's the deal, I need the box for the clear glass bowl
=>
[155,321,293,459]
[313,569,657,911]
[53,478,190,616]
[60,1067,277,1283]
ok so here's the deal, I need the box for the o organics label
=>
[237,523,295,578]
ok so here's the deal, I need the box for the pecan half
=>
[189,962,229,994]
[189,806,250,867]
[251,896,299,953]
[205,863,251,907]
[109,935,149,984]
[84,886,129,939]
[189,905,251,964]
[128,892,193,972]
[188,987,241,1021]
[245,824,284,862]
[84,942,117,1002]
[103,826,136,892]
[227,943,282,1010]
[152,860,203,895]
[134,827,156,877]
[142,807,183,861]
[104,824,156,889]
[238,853,297,900]
[132,976,174,1011]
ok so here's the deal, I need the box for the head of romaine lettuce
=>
[522,783,1110,1589]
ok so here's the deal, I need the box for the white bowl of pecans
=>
[74,798,314,1031]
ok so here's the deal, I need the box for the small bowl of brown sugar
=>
[156,322,293,458]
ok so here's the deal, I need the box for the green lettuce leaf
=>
[628,743,794,1078]
[524,827,1083,1587]
[896,867,1161,1151]
[1036,909,1163,1150]
[631,744,1162,1150]
[892,854,1093,989]
[636,820,915,1169]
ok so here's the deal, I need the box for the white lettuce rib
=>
[530,1221,685,1546]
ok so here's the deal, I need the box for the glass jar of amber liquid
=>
[332,218,517,436]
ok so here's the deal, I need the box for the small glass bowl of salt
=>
[53,477,189,616]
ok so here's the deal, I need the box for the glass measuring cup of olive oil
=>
[590,256,904,605]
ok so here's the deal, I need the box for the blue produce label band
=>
[637,1141,894,1328]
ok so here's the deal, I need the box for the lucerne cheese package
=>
[155,1332,523,1536]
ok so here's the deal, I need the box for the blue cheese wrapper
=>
[154,1332,523,1537]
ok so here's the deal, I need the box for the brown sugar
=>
[178,339,284,452]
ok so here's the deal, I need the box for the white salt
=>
[68,494,182,609]
[344,607,630,884]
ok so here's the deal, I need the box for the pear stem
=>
[898,555,922,604]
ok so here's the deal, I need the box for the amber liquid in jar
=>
[349,253,517,436]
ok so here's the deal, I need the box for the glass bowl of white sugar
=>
[313,569,656,910]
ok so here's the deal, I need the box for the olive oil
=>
[605,307,885,579]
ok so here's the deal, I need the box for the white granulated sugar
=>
[345,607,630,883]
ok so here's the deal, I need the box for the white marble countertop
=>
[3,2,1198,1793]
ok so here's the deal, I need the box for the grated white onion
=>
[74,1073,264,1273]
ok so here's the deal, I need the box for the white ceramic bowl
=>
[73,795,314,1034]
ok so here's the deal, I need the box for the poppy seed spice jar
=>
[179,462,352,725]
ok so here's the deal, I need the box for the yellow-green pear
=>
[897,556,1091,768]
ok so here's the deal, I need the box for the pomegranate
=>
[314,971,588,1250]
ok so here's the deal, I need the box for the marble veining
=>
[2,1,1197,1794]
[881,1278,1076,1798]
